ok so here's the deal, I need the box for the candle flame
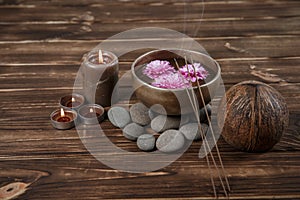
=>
[60,108,65,117]
[98,50,104,64]
[89,108,94,113]
[71,97,75,102]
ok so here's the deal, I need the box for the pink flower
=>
[152,72,191,89]
[143,60,176,79]
[179,63,209,82]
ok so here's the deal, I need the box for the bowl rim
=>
[131,48,221,92]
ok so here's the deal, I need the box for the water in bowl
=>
[134,58,216,88]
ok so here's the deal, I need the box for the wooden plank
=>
[0,0,270,7]
[0,1,299,24]
[2,0,298,6]
[0,154,298,199]
[0,16,299,41]
[0,37,299,64]
[0,0,299,45]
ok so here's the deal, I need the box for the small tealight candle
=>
[50,108,77,130]
[60,93,85,110]
[78,104,105,125]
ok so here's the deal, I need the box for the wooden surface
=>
[0,0,299,199]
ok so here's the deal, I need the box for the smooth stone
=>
[130,103,151,126]
[200,104,212,120]
[151,115,181,133]
[148,109,157,120]
[189,104,212,122]
[156,130,185,153]
[137,134,156,151]
[148,104,167,120]
[108,106,131,128]
[180,123,209,141]
[123,123,144,141]
[181,115,190,125]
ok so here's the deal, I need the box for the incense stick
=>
[174,54,231,198]
[174,58,217,198]
[182,56,228,197]
[194,79,229,197]
[189,56,231,194]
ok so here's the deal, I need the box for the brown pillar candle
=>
[83,50,119,107]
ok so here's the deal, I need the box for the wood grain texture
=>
[0,0,299,199]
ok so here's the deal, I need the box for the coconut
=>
[217,80,289,152]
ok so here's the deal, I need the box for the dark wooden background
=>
[0,0,299,199]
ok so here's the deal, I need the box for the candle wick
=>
[98,50,104,64]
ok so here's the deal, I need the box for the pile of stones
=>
[108,102,211,153]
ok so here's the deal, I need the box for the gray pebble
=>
[130,103,151,126]
[108,106,131,128]
[148,109,158,120]
[181,115,190,125]
[156,130,185,153]
[200,104,212,120]
[123,123,144,141]
[148,104,167,119]
[189,104,212,122]
[137,134,156,151]
[180,123,209,141]
[151,115,181,133]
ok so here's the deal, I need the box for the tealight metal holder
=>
[78,104,105,125]
[60,93,85,110]
[50,108,78,130]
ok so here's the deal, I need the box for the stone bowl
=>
[131,49,221,115]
